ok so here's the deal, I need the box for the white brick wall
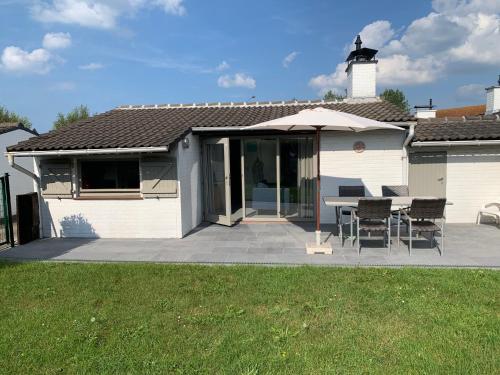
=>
[347,62,377,98]
[486,87,500,114]
[0,129,37,214]
[177,133,203,236]
[446,147,500,223]
[320,130,406,223]
[41,197,182,238]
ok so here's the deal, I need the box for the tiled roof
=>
[436,104,486,118]
[414,115,500,142]
[0,122,38,136]
[8,99,414,152]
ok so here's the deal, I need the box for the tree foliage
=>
[380,89,410,112]
[0,105,32,128]
[323,90,346,101]
[53,105,91,130]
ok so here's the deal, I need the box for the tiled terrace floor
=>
[0,222,499,267]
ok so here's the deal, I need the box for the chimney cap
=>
[346,35,378,62]
[414,98,435,109]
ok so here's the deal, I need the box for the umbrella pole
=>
[315,126,322,246]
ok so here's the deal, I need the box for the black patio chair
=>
[401,198,446,256]
[338,185,365,247]
[382,185,409,244]
[353,198,392,255]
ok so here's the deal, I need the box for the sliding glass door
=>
[203,136,314,224]
[279,137,314,219]
[243,139,278,218]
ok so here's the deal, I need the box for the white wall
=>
[320,130,406,223]
[41,198,182,238]
[0,129,37,214]
[486,87,500,114]
[347,62,377,98]
[446,147,500,223]
[177,133,203,236]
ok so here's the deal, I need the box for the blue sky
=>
[0,0,499,132]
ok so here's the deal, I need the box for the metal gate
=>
[0,173,15,247]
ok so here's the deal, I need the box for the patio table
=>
[322,196,452,245]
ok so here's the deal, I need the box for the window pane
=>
[81,160,139,189]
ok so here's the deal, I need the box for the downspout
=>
[402,124,415,185]
[8,154,44,238]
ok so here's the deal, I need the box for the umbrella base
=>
[306,242,333,255]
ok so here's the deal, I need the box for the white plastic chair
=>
[476,203,500,226]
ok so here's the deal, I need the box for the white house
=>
[0,123,38,214]
[6,38,500,239]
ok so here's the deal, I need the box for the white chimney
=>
[345,35,378,99]
[485,75,500,114]
[415,99,436,119]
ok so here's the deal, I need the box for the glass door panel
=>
[243,139,277,218]
[279,137,314,219]
[203,138,231,226]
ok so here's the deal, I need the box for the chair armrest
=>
[484,203,500,210]
[352,210,358,220]
[401,209,411,221]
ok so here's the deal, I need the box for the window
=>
[80,160,140,190]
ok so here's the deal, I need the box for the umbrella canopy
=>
[245,107,404,132]
[243,107,404,249]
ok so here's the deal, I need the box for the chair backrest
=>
[382,185,409,197]
[410,198,447,219]
[357,198,392,220]
[339,185,365,197]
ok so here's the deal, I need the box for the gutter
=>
[5,146,169,157]
[412,140,500,147]
[403,124,415,146]
[8,154,39,182]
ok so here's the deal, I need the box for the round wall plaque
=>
[353,141,366,153]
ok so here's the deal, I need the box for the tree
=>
[323,90,346,101]
[0,105,32,128]
[380,89,410,112]
[53,105,90,130]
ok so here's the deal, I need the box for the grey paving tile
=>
[1,223,499,268]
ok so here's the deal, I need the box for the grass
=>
[0,262,498,374]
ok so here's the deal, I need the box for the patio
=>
[0,222,499,267]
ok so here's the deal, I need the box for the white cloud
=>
[152,0,186,16]
[308,63,347,95]
[0,46,53,74]
[42,32,72,49]
[216,60,230,72]
[79,62,104,70]
[218,73,256,89]
[50,81,76,91]
[282,51,299,68]
[309,0,500,95]
[357,20,395,50]
[32,0,118,29]
[31,0,186,29]
[455,83,486,101]
[377,55,444,85]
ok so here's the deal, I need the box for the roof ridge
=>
[115,97,383,110]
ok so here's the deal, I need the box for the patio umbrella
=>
[243,107,404,248]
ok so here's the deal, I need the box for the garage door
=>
[445,148,500,223]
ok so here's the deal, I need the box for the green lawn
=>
[0,262,498,374]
